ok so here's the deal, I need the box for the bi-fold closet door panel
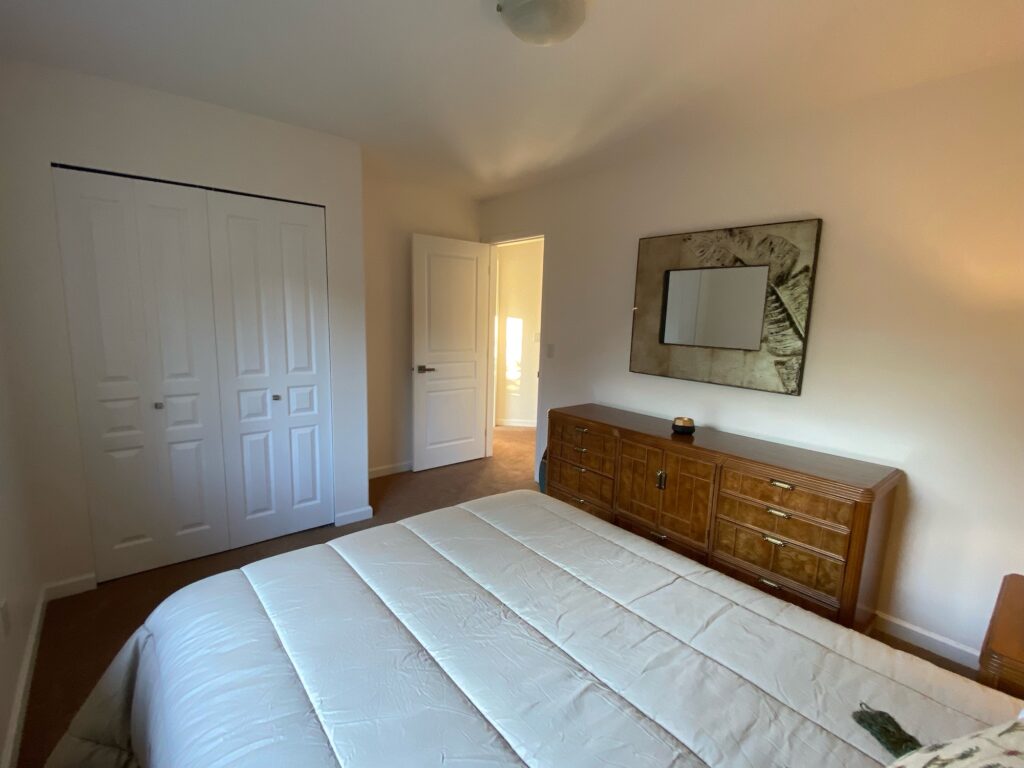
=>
[55,169,230,581]
[207,192,334,547]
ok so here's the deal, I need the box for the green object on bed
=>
[853,702,923,758]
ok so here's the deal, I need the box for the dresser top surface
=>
[550,403,901,492]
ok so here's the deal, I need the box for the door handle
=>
[153,402,164,410]
[271,394,282,401]
[416,365,437,374]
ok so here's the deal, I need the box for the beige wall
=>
[496,239,544,427]
[363,153,480,476]
[481,63,1024,666]
[0,307,37,766]
[0,58,369,759]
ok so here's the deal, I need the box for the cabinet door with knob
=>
[208,193,334,548]
[658,446,716,554]
[614,437,714,559]
[615,438,664,529]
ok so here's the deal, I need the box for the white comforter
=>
[47,491,1022,767]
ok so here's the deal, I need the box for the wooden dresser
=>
[545,403,902,629]
[979,574,1024,698]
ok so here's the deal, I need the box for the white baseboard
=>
[44,573,97,602]
[335,505,373,527]
[496,418,536,428]
[369,461,411,479]
[874,611,981,670]
[1,572,96,768]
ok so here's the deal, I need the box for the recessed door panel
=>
[282,223,315,374]
[242,431,275,517]
[290,425,320,506]
[227,215,269,377]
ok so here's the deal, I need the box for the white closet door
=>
[134,180,230,566]
[54,169,229,581]
[208,192,334,547]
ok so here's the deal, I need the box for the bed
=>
[47,490,1022,767]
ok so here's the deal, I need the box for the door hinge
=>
[655,469,667,490]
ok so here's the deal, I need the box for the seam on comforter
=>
[394,523,710,767]
[513,497,991,727]
[238,570,344,768]
[413,508,878,766]
[321,543,529,767]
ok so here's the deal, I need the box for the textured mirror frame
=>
[629,219,822,395]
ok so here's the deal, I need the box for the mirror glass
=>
[662,266,769,350]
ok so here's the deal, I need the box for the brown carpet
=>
[16,427,538,768]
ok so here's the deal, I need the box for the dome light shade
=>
[497,0,586,46]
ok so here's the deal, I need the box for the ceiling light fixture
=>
[496,0,586,46]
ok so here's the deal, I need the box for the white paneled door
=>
[55,170,230,581]
[412,234,492,471]
[208,193,334,547]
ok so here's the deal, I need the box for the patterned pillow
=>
[887,719,1024,767]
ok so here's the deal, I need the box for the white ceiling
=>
[1,0,1022,197]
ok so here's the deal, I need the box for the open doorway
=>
[489,237,544,477]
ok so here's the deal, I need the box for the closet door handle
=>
[153,402,164,410]
[416,365,436,374]
[272,394,282,401]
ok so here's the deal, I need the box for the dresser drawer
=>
[549,437,616,476]
[550,414,616,446]
[721,467,854,528]
[716,493,849,559]
[712,558,839,621]
[712,518,845,600]
[547,486,612,522]
[547,458,615,508]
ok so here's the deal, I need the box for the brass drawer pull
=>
[769,479,794,491]
[573,465,587,473]
[648,530,668,541]
[574,426,589,434]
[572,446,588,454]
[758,577,782,590]
[766,507,791,519]
[573,497,587,505]
[763,535,787,547]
